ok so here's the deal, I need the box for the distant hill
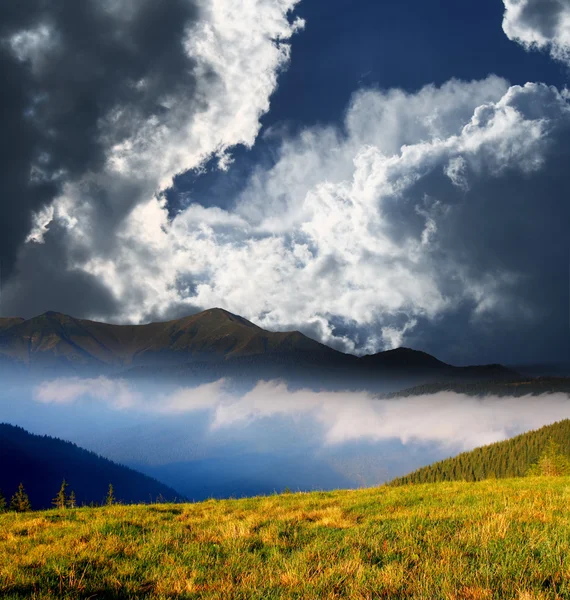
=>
[0,424,183,509]
[390,419,570,485]
[0,308,516,385]
[385,377,570,399]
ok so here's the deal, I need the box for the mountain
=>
[0,308,516,386]
[0,424,183,509]
[390,419,570,486]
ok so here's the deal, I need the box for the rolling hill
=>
[390,419,570,485]
[0,309,516,386]
[0,424,183,509]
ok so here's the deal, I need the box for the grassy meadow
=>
[2,477,570,599]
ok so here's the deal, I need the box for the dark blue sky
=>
[169,0,566,213]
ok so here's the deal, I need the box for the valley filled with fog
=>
[3,373,570,501]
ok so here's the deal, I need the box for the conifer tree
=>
[0,490,6,512]
[106,483,115,506]
[10,483,32,512]
[527,438,570,477]
[52,479,68,509]
[67,490,77,509]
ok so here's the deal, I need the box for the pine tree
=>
[10,483,32,512]
[0,490,6,512]
[67,490,77,509]
[52,479,68,509]
[106,483,115,506]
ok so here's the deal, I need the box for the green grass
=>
[2,478,570,599]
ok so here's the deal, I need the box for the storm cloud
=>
[0,0,200,278]
[503,0,570,64]
[1,0,303,317]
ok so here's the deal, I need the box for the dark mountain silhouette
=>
[0,308,517,386]
[0,424,183,509]
[390,419,570,485]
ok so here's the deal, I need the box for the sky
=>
[1,0,570,367]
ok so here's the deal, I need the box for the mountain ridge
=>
[0,308,517,385]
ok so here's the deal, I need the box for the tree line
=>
[390,419,570,486]
[386,378,570,399]
[0,481,117,513]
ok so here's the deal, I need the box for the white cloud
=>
[35,376,140,409]
[34,376,226,413]
[155,379,229,414]
[503,0,570,65]
[33,377,570,451]
[65,77,568,354]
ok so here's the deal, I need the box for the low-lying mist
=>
[33,376,570,449]
[2,374,570,500]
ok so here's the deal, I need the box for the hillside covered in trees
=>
[385,377,570,399]
[391,419,570,485]
[0,424,183,509]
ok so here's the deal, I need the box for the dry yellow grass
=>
[1,477,570,598]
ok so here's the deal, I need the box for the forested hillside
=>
[0,424,183,509]
[391,419,570,485]
[386,377,570,398]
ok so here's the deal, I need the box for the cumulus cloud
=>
[28,76,567,362]
[503,0,570,65]
[33,377,570,451]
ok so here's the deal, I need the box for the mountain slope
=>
[0,309,338,370]
[390,419,570,485]
[0,317,24,333]
[0,424,183,509]
[131,308,338,365]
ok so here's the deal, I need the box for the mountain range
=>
[0,308,516,387]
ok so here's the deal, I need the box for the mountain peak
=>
[362,347,449,369]
[38,311,72,322]
[187,308,262,330]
